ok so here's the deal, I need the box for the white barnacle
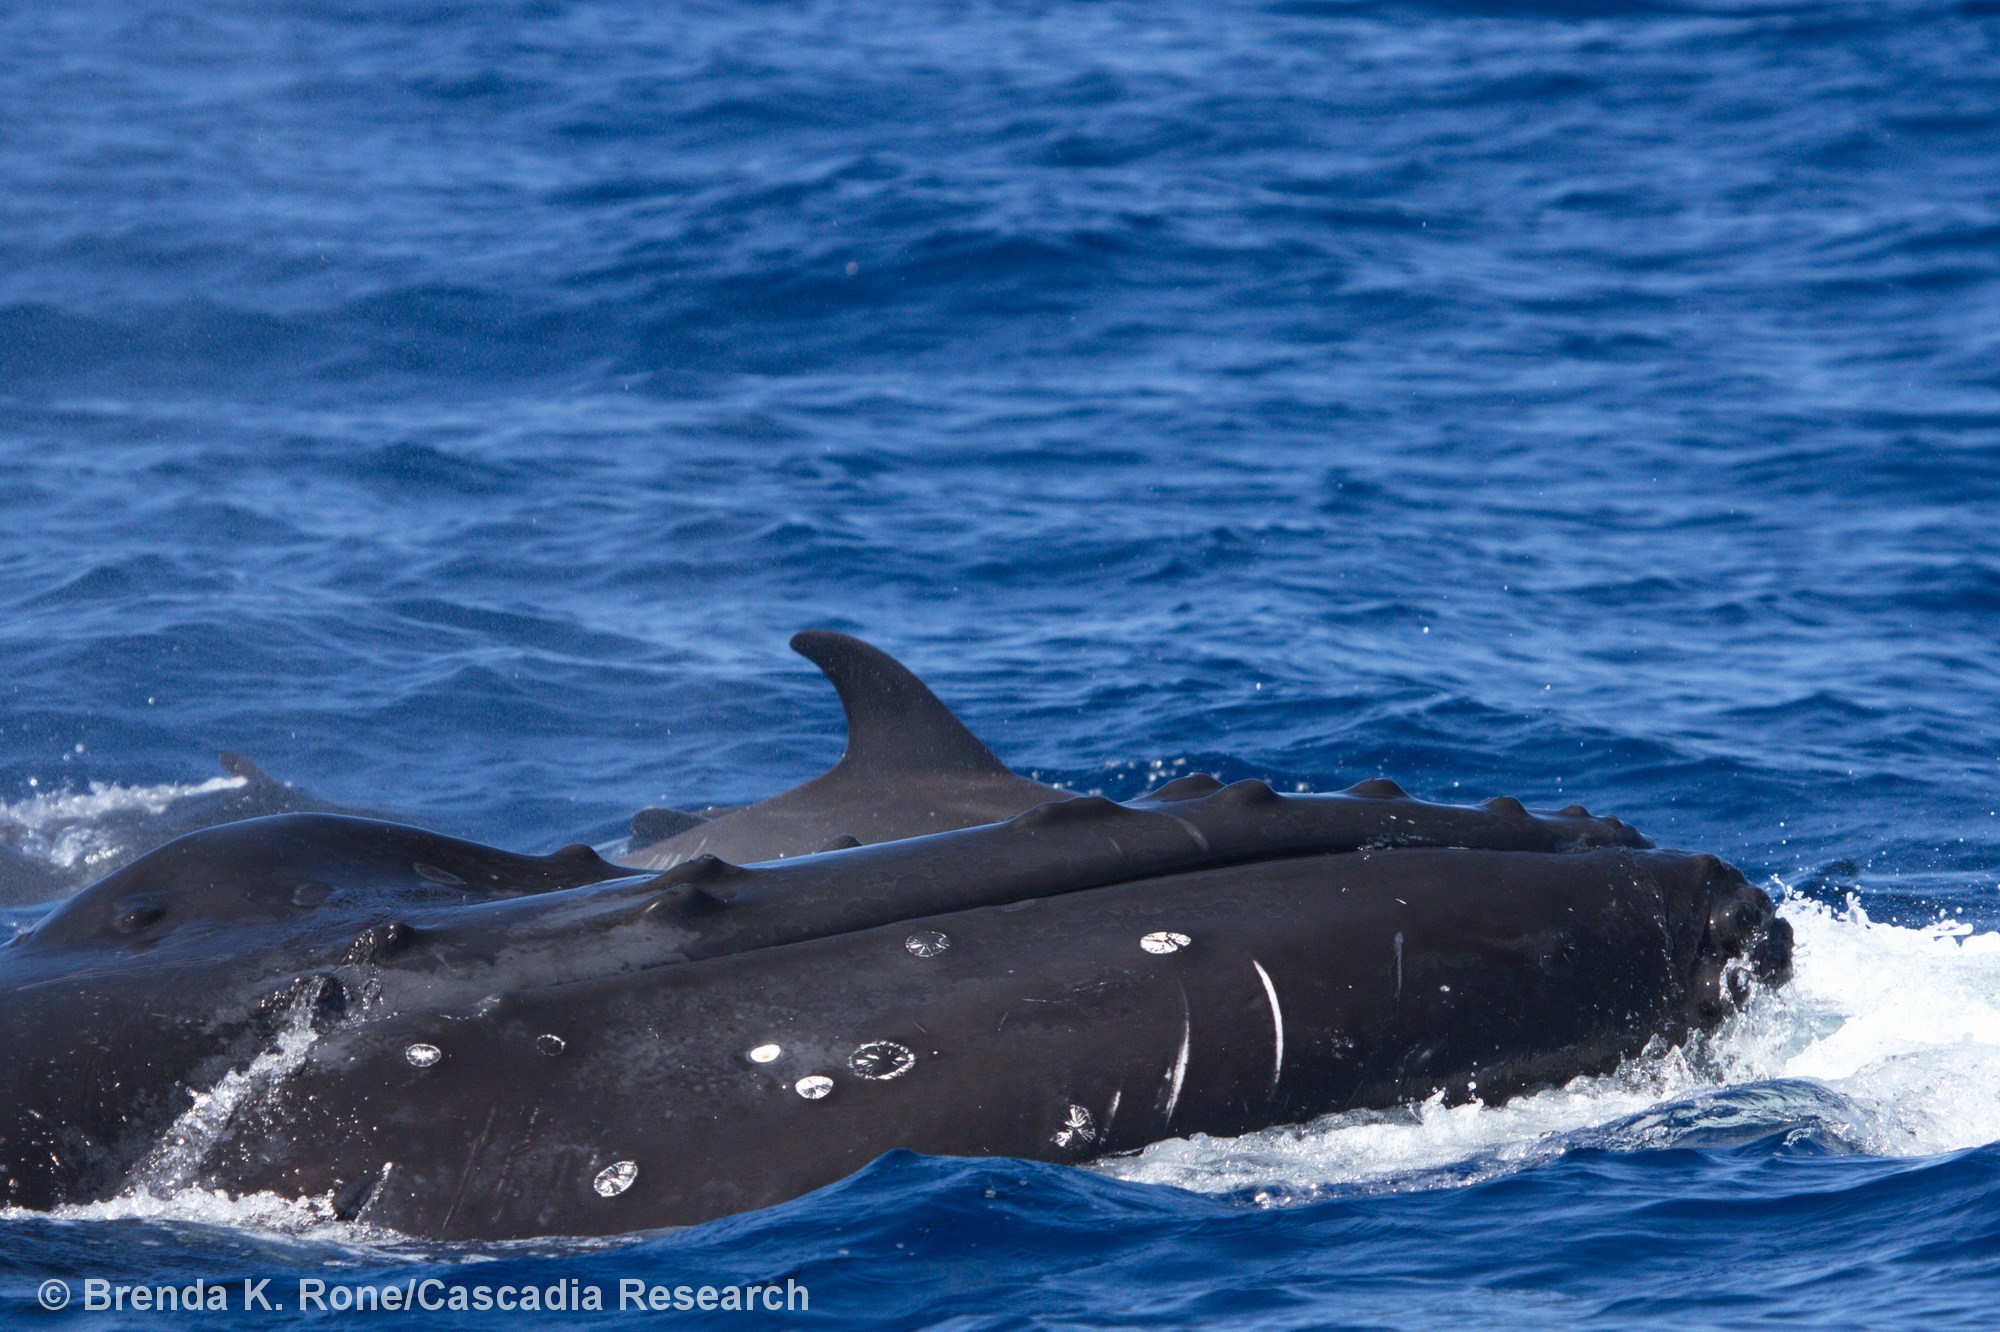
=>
[905,930,950,958]
[795,1075,835,1100]
[1140,931,1191,955]
[1052,1103,1096,1149]
[749,1043,782,1063]
[848,1041,916,1080]
[404,1043,442,1068]
[593,1160,638,1197]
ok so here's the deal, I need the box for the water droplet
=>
[1140,931,1191,955]
[795,1075,834,1099]
[1052,1103,1096,1149]
[405,1043,442,1067]
[593,1160,638,1197]
[536,1034,566,1056]
[905,930,950,958]
[848,1041,916,1080]
[749,1043,782,1063]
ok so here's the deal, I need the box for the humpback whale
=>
[620,632,1068,869]
[0,773,1789,1238]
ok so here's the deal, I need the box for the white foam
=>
[0,776,246,871]
[8,1187,349,1237]
[1099,894,2000,1201]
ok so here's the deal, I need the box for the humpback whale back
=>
[0,781,1788,1235]
[204,843,1783,1238]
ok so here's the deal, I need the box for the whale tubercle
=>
[1138,773,1225,803]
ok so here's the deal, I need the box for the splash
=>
[0,980,640,1252]
[1097,895,2000,1202]
[129,991,326,1196]
[0,776,247,872]
[24,986,378,1241]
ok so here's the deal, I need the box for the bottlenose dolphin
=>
[0,778,1788,1238]
[620,632,1068,870]
[0,753,402,906]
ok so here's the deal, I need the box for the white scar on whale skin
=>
[1163,1013,1192,1123]
[1161,814,1211,852]
[1252,960,1284,1088]
[1393,931,1405,1000]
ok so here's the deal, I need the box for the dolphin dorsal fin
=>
[790,631,1012,777]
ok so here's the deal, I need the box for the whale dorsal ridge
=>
[790,631,1012,778]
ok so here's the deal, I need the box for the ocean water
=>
[2,0,1998,1324]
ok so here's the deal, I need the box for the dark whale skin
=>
[214,846,1784,1238]
[0,795,1789,1239]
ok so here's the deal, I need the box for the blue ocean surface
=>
[1,0,1998,1325]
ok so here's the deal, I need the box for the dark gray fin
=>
[815,834,862,853]
[790,631,1014,777]
[631,807,708,844]
[0,843,70,907]
[219,752,282,786]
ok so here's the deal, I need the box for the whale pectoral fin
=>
[630,807,708,843]
[790,631,1016,777]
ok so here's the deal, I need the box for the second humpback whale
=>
[0,759,1789,1238]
